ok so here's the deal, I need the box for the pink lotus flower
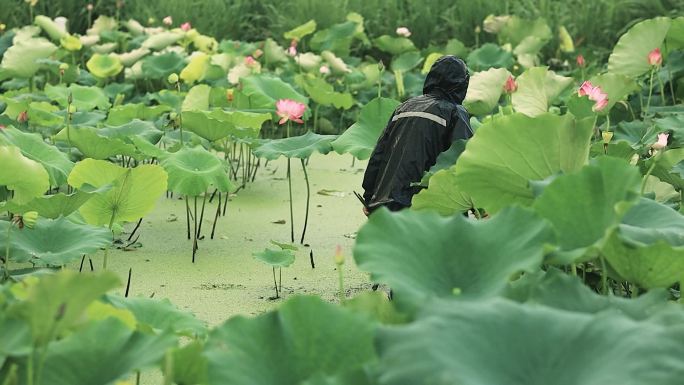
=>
[276,99,306,125]
[162,16,173,26]
[180,22,191,31]
[652,132,669,150]
[319,65,330,75]
[576,54,585,67]
[503,75,517,94]
[245,56,257,66]
[288,40,298,57]
[648,48,662,67]
[578,81,609,112]
[396,27,411,37]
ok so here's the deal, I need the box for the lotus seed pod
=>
[602,131,614,144]
[22,211,38,229]
[59,63,69,71]
[168,73,179,84]
[68,105,77,114]
[169,111,178,120]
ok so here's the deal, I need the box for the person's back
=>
[362,55,473,213]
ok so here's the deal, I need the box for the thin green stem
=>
[163,350,173,385]
[287,158,294,243]
[600,254,609,295]
[299,159,310,244]
[272,267,279,298]
[571,263,577,276]
[103,210,117,270]
[313,104,320,134]
[338,264,345,302]
[645,67,655,115]
[3,223,12,281]
[641,154,659,195]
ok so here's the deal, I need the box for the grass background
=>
[2,0,683,51]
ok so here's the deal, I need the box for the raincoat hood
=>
[423,55,469,104]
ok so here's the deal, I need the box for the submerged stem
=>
[299,158,311,244]
[287,158,294,243]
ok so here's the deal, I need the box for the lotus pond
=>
[2,7,684,385]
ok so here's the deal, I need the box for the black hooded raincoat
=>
[362,55,473,211]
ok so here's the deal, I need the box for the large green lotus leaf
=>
[390,51,422,73]
[107,295,207,337]
[608,17,671,78]
[44,84,110,112]
[114,47,150,67]
[183,109,270,141]
[532,157,641,263]
[161,146,231,196]
[140,51,185,79]
[87,53,123,79]
[105,103,172,126]
[27,101,63,127]
[164,342,208,385]
[373,35,416,55]
[614,120,659,150]
[666,16,684,50]
[39,318,176,385]
[141,31,184,50]
[87,15,117,36]
[8,271,120,346]
[512,67,573,117]
[284,20,317,41]
[99,119,163,144]
[505,269,673,321]
[412,169,473,216]
[130,136,168,159]
[354,206,554,309]
[68,160,168,225]
[69,111,107,126]
[332,97,400,160]
[263,38,288,65]
[1,127,73,186]
[589,72,639,113]
[301,76,354,109]
[54,126,139,160]
[376,297,684,385]
[253,248,295,268]
[1,37,58,78]
[180,52,210,84]
[1,187,106,218]
[463,67,511,116]
[466,43,514,71]
[205,296,376,385]
[0,315,31,366]
[182,84,211,111]
[0,145,49,204]
[310,21,358,57]
[0,216,111,265]
[499,16,552,47]
[420,139,467,185]
[454,113,593,214]
[34,15,68,41]
[601,198,684,289]
[240,75,308,110]
[253,131,336,160]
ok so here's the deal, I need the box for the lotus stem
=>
[185,196,191,240]
[103,210,117,270]
[313,104,320,134]
[641,152,659,195]
[645,67,655,115]
[192,196,198,263]
[657,70,666,105]
[338,264,345,302]
[600,254,609,295]
[299,158,311,244]
[163,350,174,385]
[176,82,184,146]
[136,372,141,385]
[3,223,12,281]
[287,158,295,243]
[571,263,577,276]
[127,218,143,241]
[272,267,279,298]
[125,268,132,297]
[211,192,221,239]
[196,192,207,239]
[279,267,283,294]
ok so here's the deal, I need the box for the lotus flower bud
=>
[648,48,662,67]
[334,245,344,265]
[17,110,28,123]
[86,3,93,11]
[22,211,38,229]
[167,73,179,84]
[162,16,173,26]
[576,54,585,67]
[226,88,234,102]
[67,92,73,104]
[602,131,614,144]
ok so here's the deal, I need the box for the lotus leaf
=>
[532,157,641,263]
[1,37,58,78]
[87,53,123,78]
[512,67,573,116]
[354,206,554,309]
[0,315,31,366]
[608,17,671,78]
[140,51,185,80]
[301,75,353,109]
[44,84,110,112]
[332,97,400,159]
[655,114,684,148]
[390,51,422,73]
[68,159,168,225]
[376,297,684,385]
[54,126,139,160]
[1,186,107,218]
[34,15,68,40]
[0,145,49,204]
[253,248,295,268]
[1,127,73,186]
[454,113,593,213]
[205,296,376,385]
[0,216,111,265]
[253,131,336,160]
[463,67,511,115]
[466,43,514,71]
[160,146,231,196]
[141,31,183,50]
[240,74,308,110]
[105,103,172,125]
[589,73,640,113]
[183,109,270,142]
[180,52,210,84]
[39,318,176,385]
[182,84,211,111]
[412,169,473,216]
[373,35,416,55]
[99,119,163,144]
[310,21,358,57]
[284,20,317,41]
[107,295,207,337]
[27,101,63,126]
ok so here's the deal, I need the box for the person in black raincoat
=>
[361,55,473,215]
